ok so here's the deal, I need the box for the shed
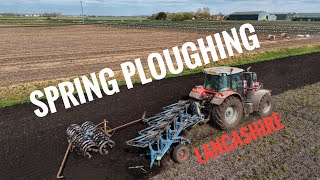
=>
[293,13,320,21]
[272,12,295,20]
[229,11,269,21]
[269,14,277,21]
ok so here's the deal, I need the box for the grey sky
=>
[0,0,319,16]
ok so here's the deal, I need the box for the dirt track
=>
[0,25,319,87]
[0,53,320,179]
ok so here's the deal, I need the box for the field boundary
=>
[0,44,319,108]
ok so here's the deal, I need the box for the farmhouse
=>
[229,11,269,21]
[293,13,320,21]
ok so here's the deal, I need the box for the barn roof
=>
[271,12,295,15]
[230,11,266,15]
[294,13,320,18]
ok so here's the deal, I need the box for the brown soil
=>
[0,25,206,87]
[0,53,319,179]
[0,25,319,87]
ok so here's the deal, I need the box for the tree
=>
[196,8,202,15]
[182,12,193,20]
[171,13,184,21]
[202,7,211,15]
[195,7,212,19]
[156,12,167,20]
[149,13,158,20]
[170,12,193,21]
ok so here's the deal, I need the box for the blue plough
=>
[126,100,205,169]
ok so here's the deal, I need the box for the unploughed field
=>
[0,53,319,179]
[0,24,320,87]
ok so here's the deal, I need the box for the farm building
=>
[272,12,295,20]
[228,11,269,21]
[269,14,277,21]
[293,13,320,21]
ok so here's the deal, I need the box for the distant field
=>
[0,16,147,25]
[103,20,320,36]
[1,17,320,36]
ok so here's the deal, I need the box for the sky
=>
[0,0,319,16]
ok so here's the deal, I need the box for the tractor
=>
[188,66,272,130]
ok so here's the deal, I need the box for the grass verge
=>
[0,44,319,108]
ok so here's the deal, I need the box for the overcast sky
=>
[0,0,319,16]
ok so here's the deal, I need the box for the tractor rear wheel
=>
[172,144,189,163]
[212,96,243,130]
[258,94,273,117]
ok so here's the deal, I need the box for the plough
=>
[126,100,205,168]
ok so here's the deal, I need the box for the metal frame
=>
[126,100,205,168]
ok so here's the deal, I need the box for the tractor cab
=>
[203,66,244,95]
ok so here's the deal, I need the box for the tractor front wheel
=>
[258,94,273,117]
[212,96,243,130]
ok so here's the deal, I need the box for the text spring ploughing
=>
[30,23,260,117]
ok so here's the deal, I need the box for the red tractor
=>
[189,66,272,130]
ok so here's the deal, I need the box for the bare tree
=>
[195,7,212,19]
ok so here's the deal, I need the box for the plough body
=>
[126,100,205,168]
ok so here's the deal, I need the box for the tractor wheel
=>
[172,144,189,163]
[212,96,243,130]
[258,94,273,117]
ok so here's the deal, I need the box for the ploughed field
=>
[0,53,319,179]
[0,24,319,87]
